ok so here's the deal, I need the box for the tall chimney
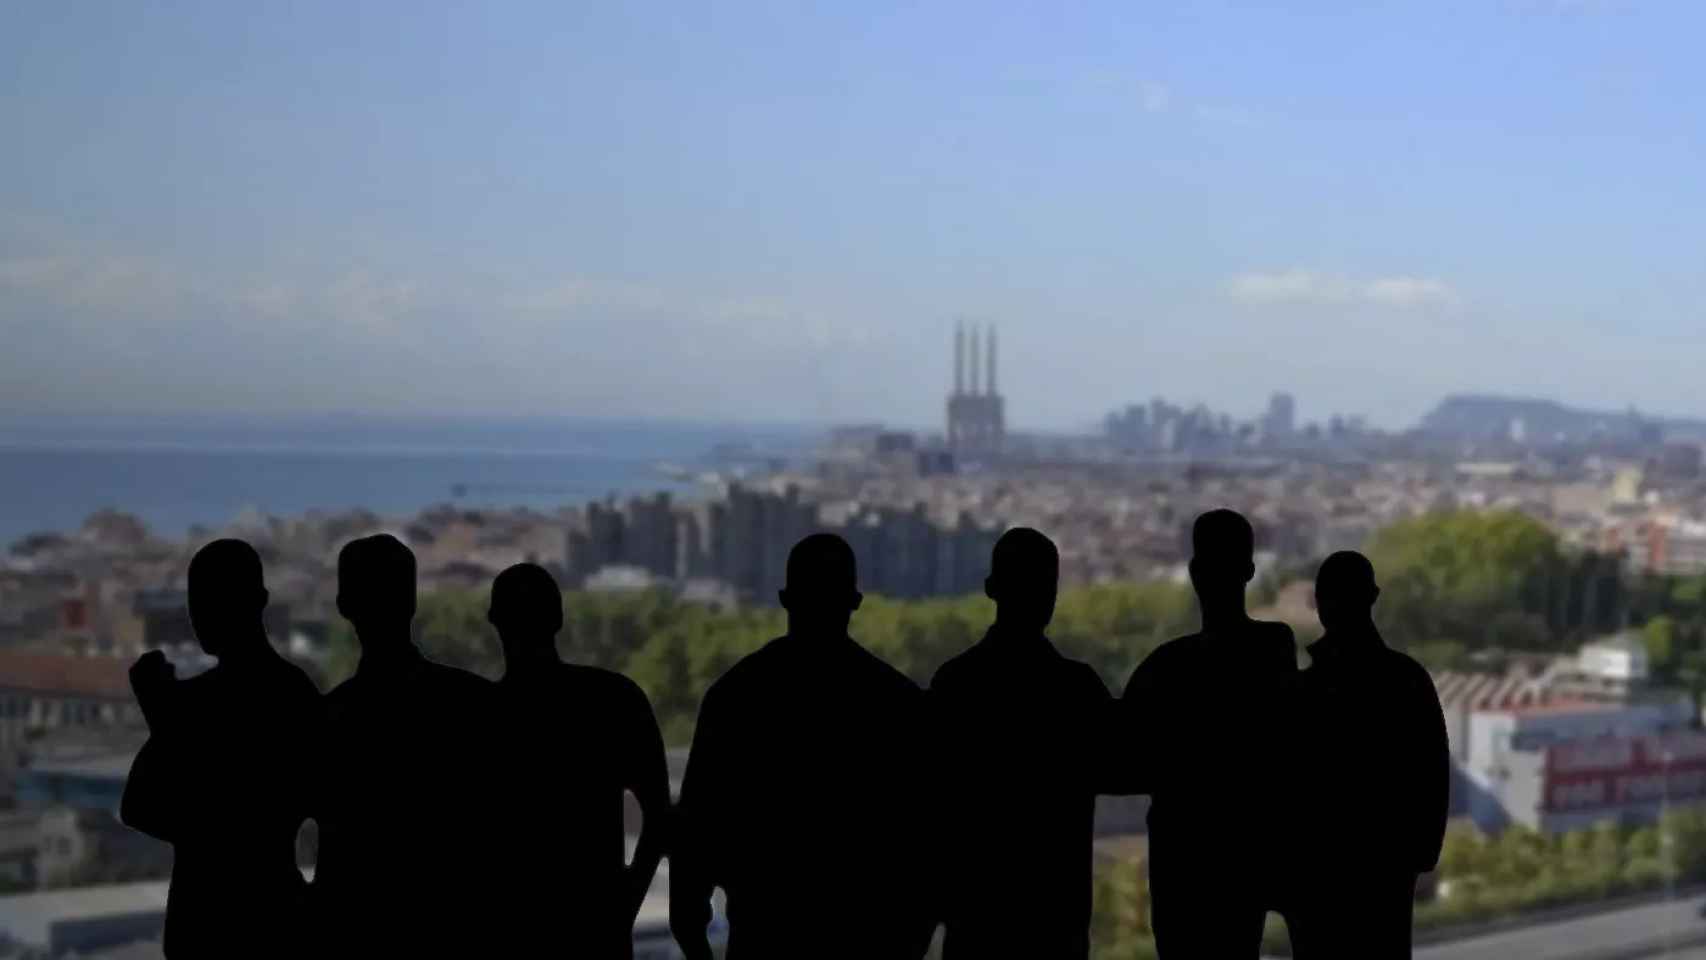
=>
[954,321,965,396]
[968,324,982,395]
[986,324,997,396]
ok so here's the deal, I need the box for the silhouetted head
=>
[186,538,268,658]
[985,527,1059,634]
[1187,509,1256,605]
[1315,550,1380,633]
[778,533,862,636]
[489,562,563,661]
[336,534,417,637]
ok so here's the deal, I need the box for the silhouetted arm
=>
[305,693,345,907]
[1268,623,1300,675]
[1083,667,1136,796]
[290,678,328,889]
[911,686,954,953]
[1106,653,1166,795]
[623,680,671,920]
[129,650,177,734]
[671,686,725,960]
[120,655,184,842]
[1410,667,1452,874]
[120,737,178,842]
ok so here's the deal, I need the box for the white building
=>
[1436,635,1700,833]
[1461,699,1697,832]
[1577,634,1649,687]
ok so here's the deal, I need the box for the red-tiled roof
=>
[0,651,132,700]
[1434,669,1566,711]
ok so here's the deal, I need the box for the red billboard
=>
[1544,733,1706,813]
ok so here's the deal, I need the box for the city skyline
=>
[0,382,1693,440]
[5,2,1706,430]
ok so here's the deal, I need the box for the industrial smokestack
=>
[969,324,982,395]
[954,321,965,396]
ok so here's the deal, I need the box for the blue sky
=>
[2,0,1703,430]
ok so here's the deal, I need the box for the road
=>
[1415,895,1706,960]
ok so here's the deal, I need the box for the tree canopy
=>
[320,579,1196,744]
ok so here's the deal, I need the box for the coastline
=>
[0,415,822,545]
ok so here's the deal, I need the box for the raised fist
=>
[130,650,177,725]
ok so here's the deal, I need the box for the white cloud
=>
[0,239,863,360]
[0,255,189,310]
[233,281,297,319]
[1139,82,1170,114]
[0,257,62,286]
[0,251,444,341]
[498,277,873,351]
[1227,270,1353,304]
[1364,276,1456,306]
[502,279,672,315]
[1227,270,1457,307]
[318,270,425,335]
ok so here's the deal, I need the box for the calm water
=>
[0,415,820,545]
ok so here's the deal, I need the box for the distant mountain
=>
[1419,394,1706,445]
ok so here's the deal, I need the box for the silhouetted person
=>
[1287,551,1449,960]
[121,539,321,959]
[930,527,1114,958]
[313,534,495,955]
[671,533,933,960]
[489,562,669,958]
[1119,509,1297,958]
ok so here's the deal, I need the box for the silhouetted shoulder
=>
[170,658,316,719]
[834,637,924,706]
[275,656,322,701]
[563,662,651,708]
[928,642,983,692]
[850,639,925,696]
[324,664,373,699]
[323,673,358,705]
[323,669,375,709]
[1067,658,1111,699]
[427,658,492,688]
[1153,631,1211,661]
[430,657,496,692]
[1255,619,1298,666]
[177,668,222,698]
[324,656,492,709]
[1120,631,1201,698]
[702,635,789,698]
[1384,646,1438,698]
[567,661,641,689]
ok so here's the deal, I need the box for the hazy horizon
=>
[5,1,1704,432]
[0,386,1698,443]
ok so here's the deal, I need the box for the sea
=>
[0,414,823,546]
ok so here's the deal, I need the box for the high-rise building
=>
[1265,392,1296,442]
[946,321,1005,458]
[564,492,680,585]
[1104,404,1150,450]
[563,483,1001,604]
